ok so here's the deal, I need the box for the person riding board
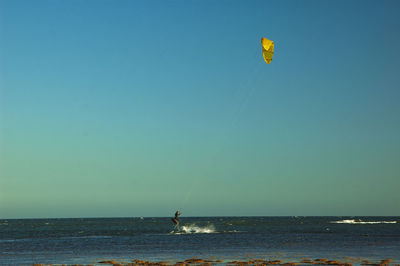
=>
[171,210,181,226]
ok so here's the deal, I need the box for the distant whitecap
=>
[331,219,397,224]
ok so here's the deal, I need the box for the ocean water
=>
[1,216,399,265]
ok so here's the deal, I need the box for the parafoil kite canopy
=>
[261,37,274,64]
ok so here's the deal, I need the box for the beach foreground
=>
[31,257,398,266]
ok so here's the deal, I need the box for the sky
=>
[1,0,399,218]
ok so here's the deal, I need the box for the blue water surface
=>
[1,217,399,265]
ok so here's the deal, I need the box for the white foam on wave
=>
[331,219,397,224]
[179,224,216,234]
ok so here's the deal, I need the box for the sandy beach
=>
[31,257,398,266]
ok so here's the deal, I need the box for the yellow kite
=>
[261,37,274,64]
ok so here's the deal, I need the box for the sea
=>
[1,216,399,265]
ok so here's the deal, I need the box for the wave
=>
[331,219,397,224]
[171,224,217,234]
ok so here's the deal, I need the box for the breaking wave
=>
[331,219,397,224]
[173,224,216,234]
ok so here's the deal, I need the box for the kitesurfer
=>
[171,210,181,226]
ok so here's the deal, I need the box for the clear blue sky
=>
[1,0,399,218]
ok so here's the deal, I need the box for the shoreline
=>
[30,257,398,266]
